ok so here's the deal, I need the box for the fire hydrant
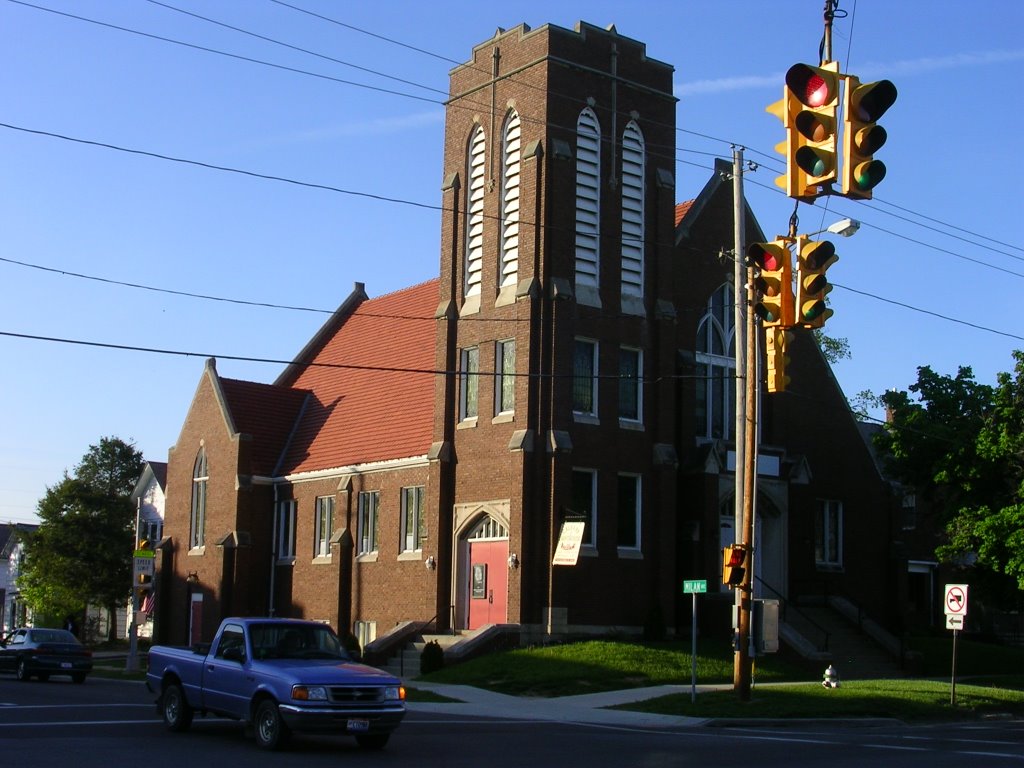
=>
[822,664,840,688]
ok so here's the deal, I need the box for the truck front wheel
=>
[253,699,290,750]
[162,682,194,732]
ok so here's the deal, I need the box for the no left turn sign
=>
[944,583,969,615]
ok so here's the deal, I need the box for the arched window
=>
[575,108,600,300]
[464,125,486,299]
[620,120,645,300]
[500,110,521,289]
[190,448,208,550]
[695,284,737,440]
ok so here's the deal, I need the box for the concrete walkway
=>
[406,681,716,728]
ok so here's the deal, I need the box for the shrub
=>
[420,640,445,674]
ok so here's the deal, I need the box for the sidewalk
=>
[406,681,714,728]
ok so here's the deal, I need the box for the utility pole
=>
[732,144,746,646]
[732,147,757,701]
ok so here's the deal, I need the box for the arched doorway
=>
[452,502,511,630]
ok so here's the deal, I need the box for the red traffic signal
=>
[747,239,794,327]
[768,62,840,200]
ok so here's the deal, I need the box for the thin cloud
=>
[292,109,445,142]
[677,49,1024,97]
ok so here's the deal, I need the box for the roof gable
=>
[218,378,311,476]
[278,279,439,475]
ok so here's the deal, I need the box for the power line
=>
[3,121,1021,340]
[12,0,1013,260]
[0,329,715,383]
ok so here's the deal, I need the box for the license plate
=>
[347,719,369,733]
[61,662,72,669]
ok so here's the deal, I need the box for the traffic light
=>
[795,236,839,328]
[722,544,748,587]
[767,61,840,200]
[747,239,794,327]
[765,327,794,393]
[841,75,897,199]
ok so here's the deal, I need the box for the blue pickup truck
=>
[146,617,406,750]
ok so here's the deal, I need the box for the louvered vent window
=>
[575,108,601,293]
[621,121,645,298]
[465,126,486,298]
[500,111,521,289]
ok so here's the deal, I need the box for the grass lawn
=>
[415,635,1024,719]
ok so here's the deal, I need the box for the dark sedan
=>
[0,627,93,683]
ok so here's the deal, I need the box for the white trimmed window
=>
[618,346,642,423]
[495,339,515,415]
[572,338,598,417]
[575,108,601,295]
[815,500,843,568]
[617,473,641,551]
[571,468,598,547]
[465,125,486,299]
[401,486,426,553]
[620,120,645,299]
[357,491,380,555]
[460,346,479,421]
[275,499,296,561]
[190,449,207,550]
[500,110,521,289]
[695,284,737,440]
[314,496,334,558]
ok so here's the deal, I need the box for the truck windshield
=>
[249,623,350,661]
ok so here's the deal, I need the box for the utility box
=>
[753,599,780,654]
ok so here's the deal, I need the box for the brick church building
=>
[155,21,900,650]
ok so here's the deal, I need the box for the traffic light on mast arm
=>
[747,239,794,328]
[841,75,897,199]
[767,61,840,200]
[722,544,748,587]
[765,326,794,394]
[795,236,839,328]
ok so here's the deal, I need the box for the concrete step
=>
[784,604,904,680]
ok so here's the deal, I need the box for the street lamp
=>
[806,217,860,237]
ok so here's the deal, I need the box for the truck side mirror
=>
[222,646,246,663]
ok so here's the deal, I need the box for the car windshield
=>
[249,623,349,661]
[28,629,78,644]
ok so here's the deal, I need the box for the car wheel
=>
[253,699,290,751]
[355,734,390,750]
[71,673,86,684]
[161,682,194,732]
[15,658,31,682]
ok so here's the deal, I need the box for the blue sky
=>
[2,0,1022,525]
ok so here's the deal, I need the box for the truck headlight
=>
[384,685,406,701]
[292,685,328,701]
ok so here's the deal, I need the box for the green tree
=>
[876,354,1024,592]
[18,437,144,637]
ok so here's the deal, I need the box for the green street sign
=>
[683,579,707,594]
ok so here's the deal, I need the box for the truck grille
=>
[327,686,386,704]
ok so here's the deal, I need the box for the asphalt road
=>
[1,675,1022,767]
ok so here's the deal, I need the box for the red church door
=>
[467,540,508,630]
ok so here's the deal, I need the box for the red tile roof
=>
[278,279,439,475]
[218,378,310,476]
[674,200,695,228]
